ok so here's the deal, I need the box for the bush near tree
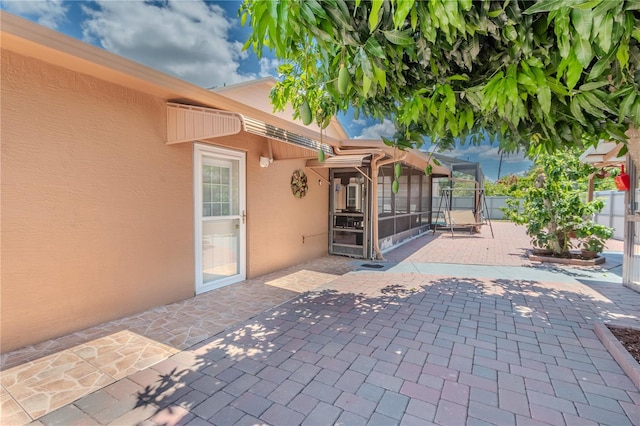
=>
[485,165,619,196]
[502,147,613,256]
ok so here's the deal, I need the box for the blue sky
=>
[2,0,532,180]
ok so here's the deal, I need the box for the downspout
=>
[474,179,480,233]
[371,152,407,260]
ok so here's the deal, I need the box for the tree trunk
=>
[544,197,566,255]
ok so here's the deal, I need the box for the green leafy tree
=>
[241,0,639,158]
[485,178,511,196]
[487,165,620,197]
[503,147,610,255]
[485,174,532,196]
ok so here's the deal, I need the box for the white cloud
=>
[2,0,67,29]
[81,0,255,88]
[354,119,396,139]
[258,57,280,78]
[444,145,529,163]
[351,118,367,126]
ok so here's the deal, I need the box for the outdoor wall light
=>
[259,156,273,168]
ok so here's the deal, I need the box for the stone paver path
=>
[2,222,638,425]
[31,270,640,424]
[0,256,357,424]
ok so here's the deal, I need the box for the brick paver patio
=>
[1,222,638,425]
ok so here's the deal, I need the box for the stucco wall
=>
[1,50,194,352]
[200,133,330,277]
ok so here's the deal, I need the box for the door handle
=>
[241,210,246,224]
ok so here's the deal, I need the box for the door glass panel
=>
[202,219,239,283]
[202,162,238,218]
[201,157,241,287]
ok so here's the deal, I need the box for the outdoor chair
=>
[445,210,483,234]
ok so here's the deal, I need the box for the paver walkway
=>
[0,256,357,423]
[2,222,638,425]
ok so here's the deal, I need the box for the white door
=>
[194,144,246,294]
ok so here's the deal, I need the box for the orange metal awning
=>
[167,103,242,144]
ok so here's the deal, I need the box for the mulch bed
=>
[607,325,640,364]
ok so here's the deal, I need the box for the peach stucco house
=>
[1,12,449,353]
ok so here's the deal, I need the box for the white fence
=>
[433,196,511,220]
[592,190,626,240]
[434,192,626,240]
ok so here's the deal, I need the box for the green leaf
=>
[443,85,456,112]
[481,71,504,110]
[267,0,278,19]
[616,40,629,69]
[362,75,373,97]
[626,1,640,10]
[373,65,386,89]
[382,29,414,46]
[582,91,616,115]
[618,144,628,157]
[305,0,326,18]
[335,0,351,18]
[524,0,579,14]
[574,38,593,68]
[575,93,605,118]
[588,49,616,80]
[526,57,545,68]
[445,111,457,137]
[608,86,634,100]
[393,0,415,29]
[324,3,352,30]
[593,0,621,15]
[410,6,418,30]
[369,0,383,32]
[571,8,593,40]
[531,66,546,87]
[573,0,603,10]
[569,97,587,125]
[619,91,637,123]
[356,47,374,79]
[277,1,289,29]
[466,109,474,130]
[537,85,552,115]
[381,136,395,147]
[309,24,333,43]
[446,74,470,82]
[565,52,583,90]
[504,26,518,41]
[365,37,386,59]
[605,122,629,142]
[436,102,446,134]
[517,72,537,89]
[425,165,433,176]
[299,2,317,26]
[506,65,519,101]
[578,81,610,91]
[597,13,613,52]
[445,1,464,32]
